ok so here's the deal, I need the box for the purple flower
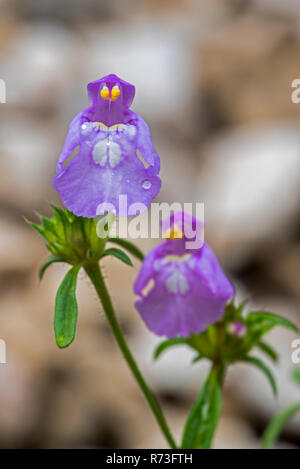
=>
[134,212,234,338]
[53,74,161,218]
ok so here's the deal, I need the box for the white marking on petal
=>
[92,141,107,166]
[178,273,189,294]
[166,272,179,294]
[188,257,196,269]
[92,139,122,168]
[125,124,137,140]
[166,271,189,295]
[81,122,94,135]
[141,279,155,296]
[109,141,122,168]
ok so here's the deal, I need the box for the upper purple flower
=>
[134,212,234,338]
[53,74,161,218]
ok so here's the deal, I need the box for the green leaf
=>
[108,238,144,261]
[39,255,64,280]
[192,353,204,364]
[54,265,81,348]
[246,311,298,333]
[291,368,300,387]
[241,356,277,396]
[235,298,249,315]
[181,366,222,449]
[262,402,300,449]
[153,338,189,360]
[256,341,278,362]
[101,248,133,266]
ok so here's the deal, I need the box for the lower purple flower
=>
[134,213,234,338]
[53,74,161,218]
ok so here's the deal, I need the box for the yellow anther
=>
[164,225,184,240]
[111,85,120,101]
[100,86,109,100]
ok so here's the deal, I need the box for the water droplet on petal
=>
[142,179,151,190]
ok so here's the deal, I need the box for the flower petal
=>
[87,74,135,109]
[132,113,160,172]
[56,112,85,175]
[53,140,161,218]
[134,243,165,296]
[134,242,234,338]
[192,244,235,299]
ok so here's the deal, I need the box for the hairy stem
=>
[84,262,177,449]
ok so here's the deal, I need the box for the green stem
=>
[211,361,226,381]
[84,262,177,449]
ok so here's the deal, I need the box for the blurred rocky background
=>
[0,0,300,449]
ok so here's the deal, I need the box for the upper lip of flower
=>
[87,74,135,115]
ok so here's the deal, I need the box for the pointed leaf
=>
[246,312,298,333]
[51,204,68,223]
[153,338,189,360]
[236,298,249,315]
[101,248,133,266]
[192,353,204,364]
[182,366,222,449]
[54,265,80,348]
[27,220,45,239]
[241,356,277,396]
[291,368,300,387]
[109,238,144,261]
[39,255,64,280]
[262,402,300,449]
[40,216,56,234]
[256,341,278,362]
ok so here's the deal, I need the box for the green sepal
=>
[28,205,107,266]
[153,338,189,360]
[108,237,144,261]
[191,353,204,364]
[232,311,298,360]
[256,341,278,362]
[39,255,64,280]
[27,220,45,238]
[101,248,133,266]
[240,356,277,396]
[245,311,298,333]
[150,303,298,368]
[54,265,81,348]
